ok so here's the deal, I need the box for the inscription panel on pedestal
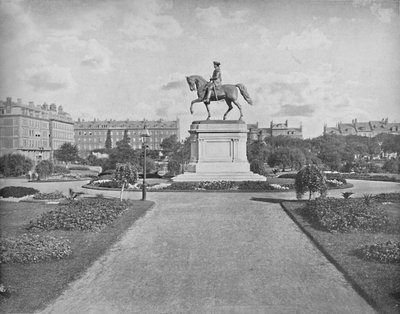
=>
[204,140,231,161]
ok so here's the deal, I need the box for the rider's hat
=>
[213,61,221,66]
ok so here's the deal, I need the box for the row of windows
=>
[78,143,161,150]
[52,121,73,130]
[76,130,176,136]
[52,130,74,140]
[22,139,49,148]
[77,137,163,143]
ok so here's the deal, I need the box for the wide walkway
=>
[36,191,383,314]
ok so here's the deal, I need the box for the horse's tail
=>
[236,83,253,105]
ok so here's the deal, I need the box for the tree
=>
[35,160,54,180]
[288,148,306,170]
[382,159,399,173]
[115,163,138,201]
[247,140,271,163]
[268,147,291,171]
[160,135,179,153]
[105,129,112,150]
[0,154,33,177]
[295,164,327,200]
[54,143,79,164]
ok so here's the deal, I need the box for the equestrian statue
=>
[186,61,253,120]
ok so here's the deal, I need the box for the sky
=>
[1,0,399,139]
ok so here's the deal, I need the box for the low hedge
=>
[68,166,90,171]
[33,191,65,200]
[357,240,400,264]
[279,172,347,184]
[342,173,400,182]
[0,186,39,198]
[28,198,129,231]
[0,234,72,264]
[306,198,389,233]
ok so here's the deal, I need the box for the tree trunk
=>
[120,183,125,201]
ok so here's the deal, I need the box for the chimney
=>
[29,101,34,107]
[17,98,22,104]
[58,105,63,113]
[50,103,57,111]
[6,97,12,113]
[42,103,49,110]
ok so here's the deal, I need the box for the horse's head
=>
[186,76,196,91]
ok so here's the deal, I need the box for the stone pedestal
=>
[173,120,266,182]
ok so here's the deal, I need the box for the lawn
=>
[282,198,400,314]
[0,198,154,313]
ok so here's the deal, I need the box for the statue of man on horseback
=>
[186,62,253,121]
[204,61,222,104]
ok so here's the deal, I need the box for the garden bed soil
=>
[0,199,154,313]
[281,200,400,314]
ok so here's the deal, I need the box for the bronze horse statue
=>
[186,75,253,120]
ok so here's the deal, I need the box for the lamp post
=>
[140,126,150,200]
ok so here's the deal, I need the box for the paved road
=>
[36,192,382,314]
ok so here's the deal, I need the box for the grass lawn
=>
[0,198,154,313]
[282,199,400,314]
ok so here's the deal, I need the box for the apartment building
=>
[0,97,74,162]
[324,118,400,137]
[247,120,303,142]
[74,118,180,157]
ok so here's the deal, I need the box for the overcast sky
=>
[1,0,399,139]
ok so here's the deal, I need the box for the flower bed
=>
[160,181,293,191]
[28,198,129,231]
[306,197,389,233]
[0,234,72,264]
[357,240,400,264]
[0,186,39,198]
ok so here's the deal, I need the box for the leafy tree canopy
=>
[54,143,79,163]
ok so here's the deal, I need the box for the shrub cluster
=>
[357,241,400,264]
[68,166,90,171]
[373,193,400,203]
[53,165,71,174]
[33,191,65,200]
[0,234,72,264]
[307,198,389,232]
[29,198,128,231]
[0,186,39,198]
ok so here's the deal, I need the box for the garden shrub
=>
[35,160,54,180]
[307,197,389,233]
[0,234,71,264]
[28,198,129,231]
[33,191,65,200]
[357,241,400,264]
[0,186,39,198]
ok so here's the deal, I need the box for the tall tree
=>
[54,143,79,163]
[105,129,112,150]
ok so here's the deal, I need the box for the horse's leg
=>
[190,98,203,114]
[232,99,243,120]
[204,102,211,120]
[223,100,233,120]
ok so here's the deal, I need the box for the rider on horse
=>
[204,61,222,104]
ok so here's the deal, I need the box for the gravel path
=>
[37,192,376,314]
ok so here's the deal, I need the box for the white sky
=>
[1,0,399,139]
